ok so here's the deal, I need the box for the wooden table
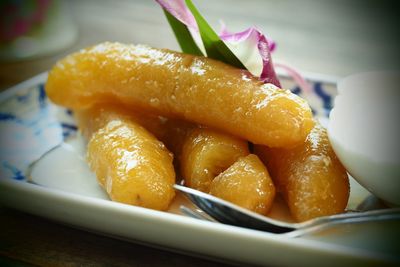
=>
[0,208,236,267]
[0,0,398,266]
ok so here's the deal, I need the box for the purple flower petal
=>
[219,25,276,52]
[220,27,280,87]
[156,0,281,87]
[156,0,198,30]
[274,62,312,94]
[257,33,280,87]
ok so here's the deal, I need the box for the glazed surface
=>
[46,42,314,148]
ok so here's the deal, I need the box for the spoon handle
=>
[287,208,400,237]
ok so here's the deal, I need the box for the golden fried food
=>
[209,154,276,215]
[74,103,168,141]
[46,42,314,148]
[180,127,249,192]
[255,122,349,222]
[77,106,176,211]
[156,118,194,157]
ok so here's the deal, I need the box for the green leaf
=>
[185,0,246,69]
[164,10,203,56]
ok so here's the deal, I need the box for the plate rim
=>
[0,178,389,266]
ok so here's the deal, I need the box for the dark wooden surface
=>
[0,208,236,267]
[0,1,399,266]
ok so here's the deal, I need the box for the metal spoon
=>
[174,184,400,237]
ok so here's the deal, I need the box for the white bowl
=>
[328,71,400,206]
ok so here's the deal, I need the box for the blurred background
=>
[0,0,399,90]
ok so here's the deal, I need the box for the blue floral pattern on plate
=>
[0,78,76,180]
[0,73,336,181]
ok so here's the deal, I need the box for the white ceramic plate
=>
[0,73,398,266]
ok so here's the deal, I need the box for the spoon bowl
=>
[174,184,400,237]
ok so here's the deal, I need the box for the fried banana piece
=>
[180,127,249,192]
[209,154,276,215]
[150,117,194,157]
[46,42,314,148]
[74,103,168,141]
[255,122,349,222]
[76,106,176,211]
